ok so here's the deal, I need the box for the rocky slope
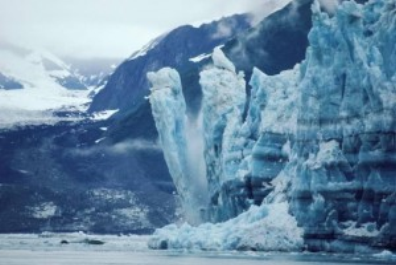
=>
[89,14,252,113]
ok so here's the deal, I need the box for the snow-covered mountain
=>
[62,57,120,89]
[148,0,396,253]
[0,48,91,116]
[0,48,88,91]
[0,46,120,128]
[0,72,23,90]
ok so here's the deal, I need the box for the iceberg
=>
[148,0,396,252]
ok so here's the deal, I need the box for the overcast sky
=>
[0,0,288,60]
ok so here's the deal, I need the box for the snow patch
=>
[212,47,235,73]
[95,137,106,144]
[88,189,136,203]
[189,53,211,63]
[28,202,57,219]
[128,33,167,61]
[114,207,151,228]
[91,109,119,121]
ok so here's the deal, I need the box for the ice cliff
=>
[148,0,396,252]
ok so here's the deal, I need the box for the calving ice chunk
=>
[147,68,208,225]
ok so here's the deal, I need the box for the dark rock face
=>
[0,72,23,90]
[52,75,87,90]
[89,14,252,113]
[223,0,313,77]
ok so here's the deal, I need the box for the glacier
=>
[148,0,396,253]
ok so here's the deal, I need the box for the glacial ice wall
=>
[289,0,396,250]
[148,0,396,252]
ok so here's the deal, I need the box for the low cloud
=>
[318,0,341,14]
[72,139,161,157]
[248,0,293,25]
[111,139,161,154]
[0,0,297,59]
[211,21,234,40]
[0,108,83,130]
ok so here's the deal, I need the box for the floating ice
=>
[148,202,302,251]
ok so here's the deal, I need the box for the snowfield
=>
[0,48,98,129]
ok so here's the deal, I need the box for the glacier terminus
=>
[148,0,396,253]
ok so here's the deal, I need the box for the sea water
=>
[0,233,394,265]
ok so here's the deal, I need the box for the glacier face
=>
[148,0,396,252]
[289,0,396,251]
